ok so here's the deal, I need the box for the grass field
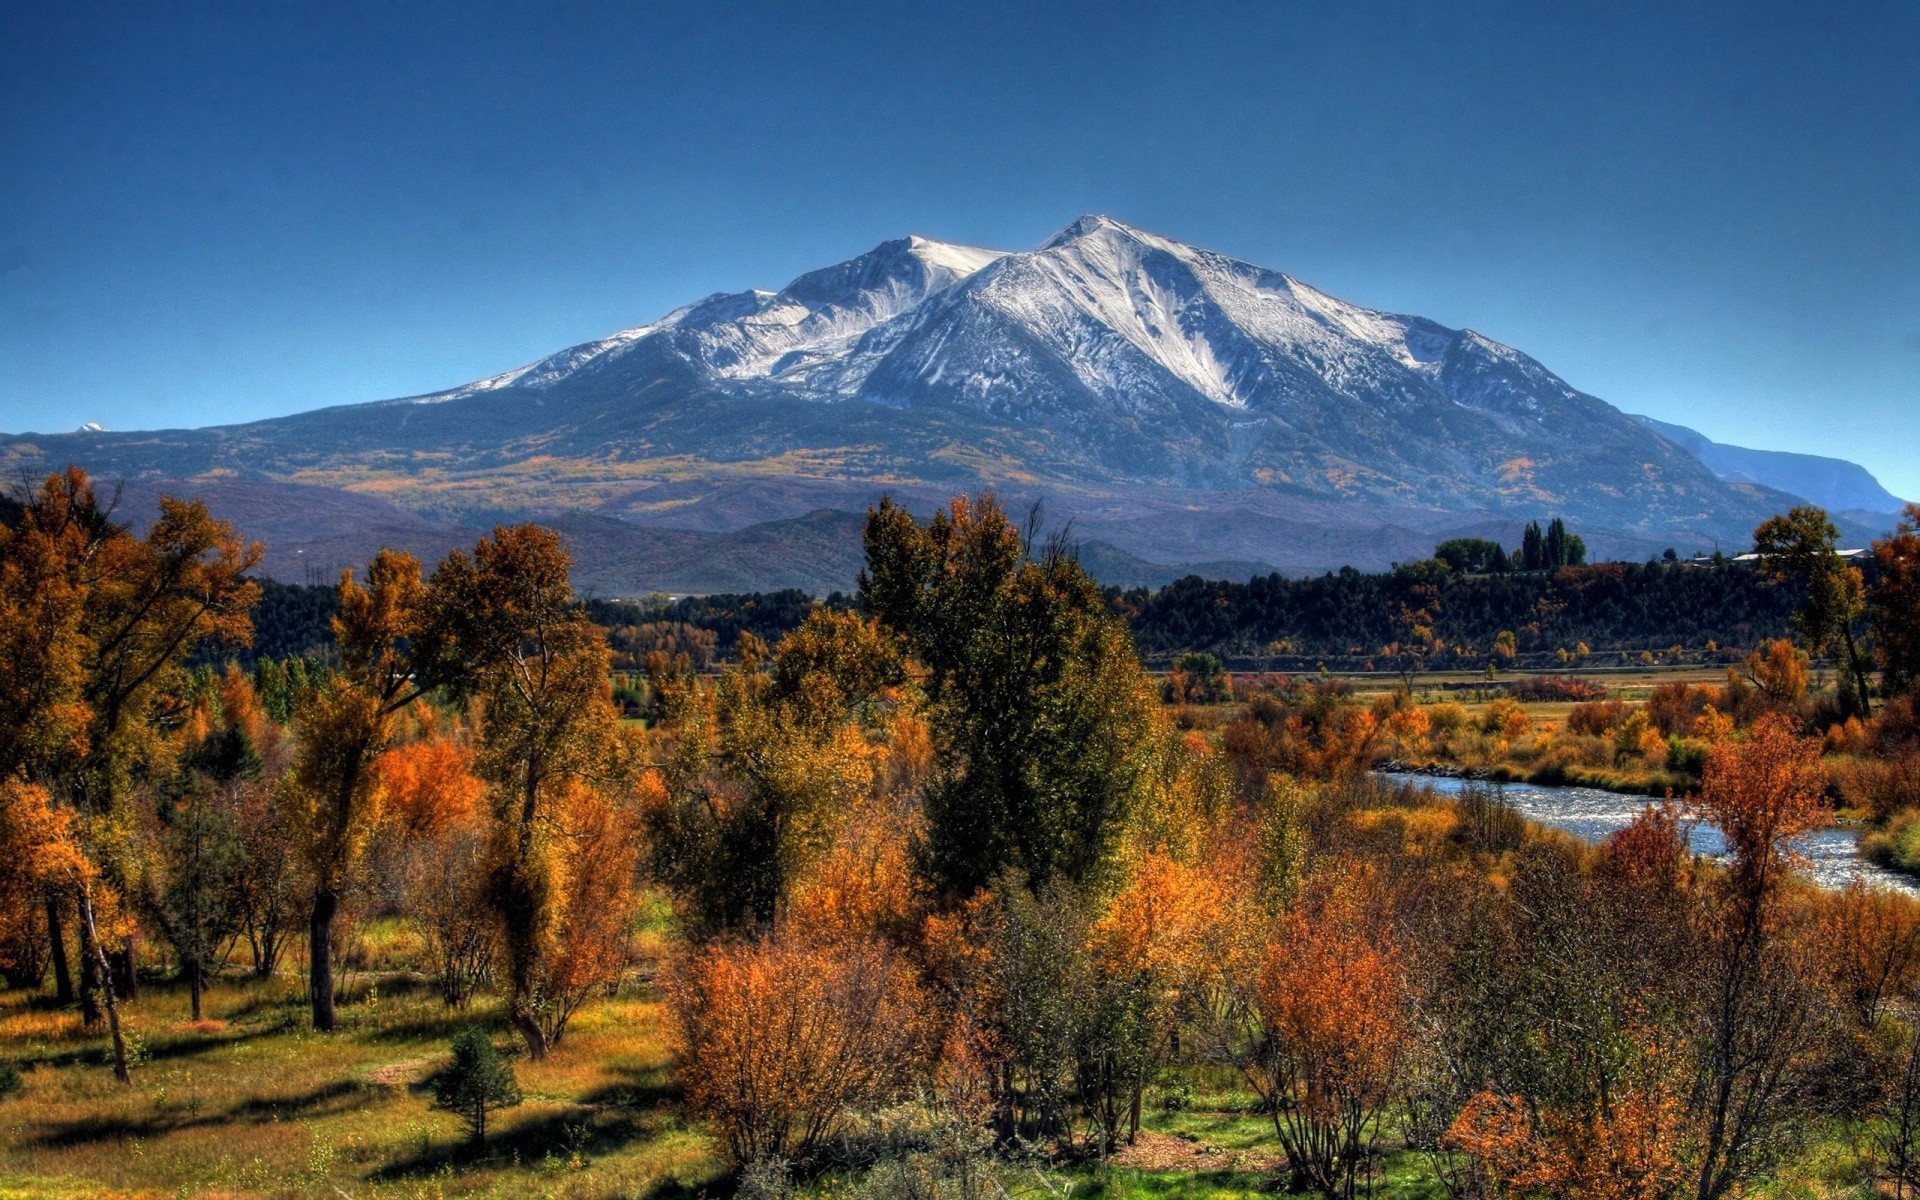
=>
[1,965,1455,1200]
[0,962,718,1199]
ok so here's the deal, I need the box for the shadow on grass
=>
[20,1020,287,1071]
[30,1078,378,1148]
[369,1104,650,1180]
[578,1059,681,1110]
[371,1058,696,1183]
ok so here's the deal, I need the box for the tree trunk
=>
[1844,622,1873,718]
[76,897,103,1028]
[309,887,338,1032]
[188,958,202,1022]
[109,939,138,1000]
[46,890,73,1003]
[498,858,549,1060]
[76,884,129,1084]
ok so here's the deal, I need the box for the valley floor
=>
[0,943,1881,1199]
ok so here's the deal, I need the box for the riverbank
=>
[1377,757,1695,799]
[1388,771,1915,895]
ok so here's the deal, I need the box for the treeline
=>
[212,561,1801,672]
[1119,559,1799,660]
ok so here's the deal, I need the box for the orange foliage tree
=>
[282,550,438,1032]
[1243,872,1411,1200]
[1085,851,1226,1146]
[371,733,497,1007]
[1688,712,1831,1199]
[0,468,256,1076]
[516,779,643,1047]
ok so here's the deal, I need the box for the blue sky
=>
[3,1,1916,496]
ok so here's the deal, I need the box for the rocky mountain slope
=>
[2,217,1827,592]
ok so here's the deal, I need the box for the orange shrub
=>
[1449,1084,1690,1200]
[1568,699,1629,737]
[672,935,932,1165]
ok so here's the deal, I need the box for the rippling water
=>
[1385,773,1917,896]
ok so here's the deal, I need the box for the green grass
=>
[0,968,720,1198]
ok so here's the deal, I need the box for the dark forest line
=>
[216,558,1800,670]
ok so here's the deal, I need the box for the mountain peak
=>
[1043,213,1158,249]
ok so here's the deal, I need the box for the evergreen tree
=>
[1520,522,1545,571]
[433,1026,521,1147]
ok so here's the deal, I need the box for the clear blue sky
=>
[3,1,1916,495]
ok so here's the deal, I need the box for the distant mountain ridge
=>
[1631,414,1908,522]
[0,216,1852,592]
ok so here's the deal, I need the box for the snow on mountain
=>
[415,214,1604,450]
[3,215,1833,586]
[432,234,1005,404]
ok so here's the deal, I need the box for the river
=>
[1384,772,1917,896]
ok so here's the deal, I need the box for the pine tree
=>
[1520,522,1545,571]
[433,1027,521,1147]
[1545,518,1568,569]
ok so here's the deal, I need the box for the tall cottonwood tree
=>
[283,550,439,1031]
[427,525,627,1058]
[1753,506,1872,717]
[860,495,1157,899]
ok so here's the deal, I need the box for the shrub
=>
[1508,675,1607,702]
[1863,808,1920,875]
[1425,703,1468,735]
[432,1027,522,1147]
[1665,736,1710,778]
[673,935,932,1167]
[0,1060,20,1101]
[1481,698,1530,740]
[1454,786,1526,857]
[1567,699,1629,736]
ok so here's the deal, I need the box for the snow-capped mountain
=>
[0,216,1833,590]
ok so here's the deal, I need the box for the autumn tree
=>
[1084,852,1226,1149]
[1873,504,1920,698]
[1687,713,1834,1199]
[282,550,438,1031]
[649,608,904,933]
[426,525,630,1058]
[861,495,1157,899]
[371,734,495,1007]
[149,714,253,1020]
[523,779,643,1047]
[1753,506,1871,718]
[0,468,257,1078]
[1437,816,1698,1200]
[1246,873,1411,1200]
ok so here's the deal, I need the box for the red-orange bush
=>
[672,935,932,1165]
